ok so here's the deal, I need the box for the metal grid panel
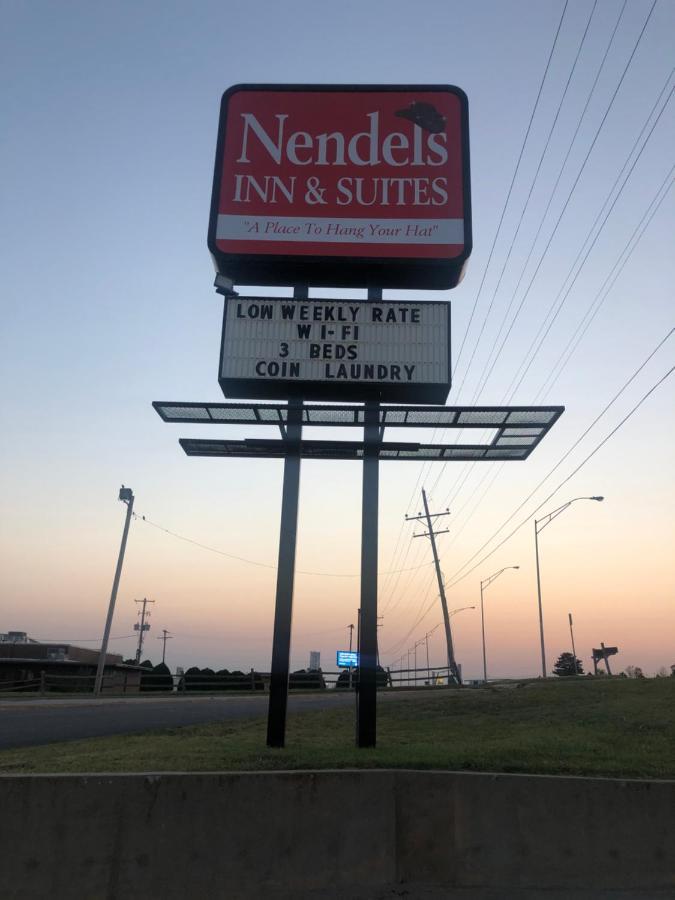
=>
[179,439,538,461]
[305,407,358,424]
[506,410,558,425]
[484,447,529,458]
[380,409,409,424]
[457,410,509,425]
[495,436,536,446]
[208,406,259,421]
[442,447,486,458]
[155,401,563,430]
[502,427,544,437]
[404,409,456,425]
[254,407,284,422]
[155,404,211,421]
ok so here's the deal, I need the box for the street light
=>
[94,486,135,696]
[534,496,603,678]
[420,607,475,684]
[411,637,427,686]
[480,568,519,684]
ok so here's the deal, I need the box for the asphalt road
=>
[0,691,407,750]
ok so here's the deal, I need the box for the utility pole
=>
[348,623,354,652]
[134,598,155,664]
[94,486,134,696]
[568,613,577,674]
[406,489,460,684]
[413,637,425,686]
[423,623,441,685]
[157,628,173,665]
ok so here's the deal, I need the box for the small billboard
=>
[219,296,450,403]
[337,651,359,668]
[209,84,471,289]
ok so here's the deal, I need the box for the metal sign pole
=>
[266,288,306,748]
[357,287,381,748]
[357,399,379,747]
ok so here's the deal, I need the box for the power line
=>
[423,4,632,505]
[386,342,674,647]
[425,59,671,524]
[453,0,571,380]
[500,85,674,404]
[446,347,674,587]
[131,511,435,579]
[373,3,662,658]
[385,176,670,656]
[535,174,674,402]
[429,165,672,550]
[382,571,438,658]
[453,0,598,402]
[465,0,661,407]
[455,0,630,404]
[384,0,573,578]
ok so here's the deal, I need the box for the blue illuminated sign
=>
[336,650,359,668]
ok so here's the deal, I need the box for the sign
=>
[337,651,359,668]
[219,296,451,403]
[208,84,471,290]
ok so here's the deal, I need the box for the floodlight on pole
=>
[479,567,519,684]
[534,496,604,679]
[94,486,135,696]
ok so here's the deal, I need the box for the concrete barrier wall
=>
[0,770,673,898]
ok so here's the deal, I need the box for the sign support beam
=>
[357,287,381,748]
[266,287,306,749]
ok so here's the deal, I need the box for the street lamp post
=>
[447,605,475,683]
[413,638,424,686]
[534,497,603,678]
[480,568,519,684]
[94,486,134,696]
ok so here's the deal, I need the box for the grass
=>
[1,678,673,778]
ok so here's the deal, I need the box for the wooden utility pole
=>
[134,598,155,664]
[406,489,460,684]
[157,628,173,665]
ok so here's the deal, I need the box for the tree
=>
[335,666,391,689]
[624,665,644,679]
[289,668,326,690]
[142,662,173,692]
[552,652,583,677]
[184,666,202,691]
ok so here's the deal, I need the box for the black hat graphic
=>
[395,101,446,134]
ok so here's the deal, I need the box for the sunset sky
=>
[1,0,673,680]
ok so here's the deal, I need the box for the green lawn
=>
[1,678,673,778]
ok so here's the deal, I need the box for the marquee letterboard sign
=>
[208,84,471,290]
[219,297,451,403]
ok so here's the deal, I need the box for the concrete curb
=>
[0,770,672,899]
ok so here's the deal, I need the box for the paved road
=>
[0,691,417,750]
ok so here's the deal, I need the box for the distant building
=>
[309,651,320,671]
[0,631,37,644]
[0,634,142,693]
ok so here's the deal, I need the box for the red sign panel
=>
[208,84,471,290]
